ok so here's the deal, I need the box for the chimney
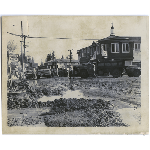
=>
[110,23,115,36]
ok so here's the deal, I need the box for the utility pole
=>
[23,35,26,56]
[68,49,73,79]
[20,21,24,79]
[7,21,46,80]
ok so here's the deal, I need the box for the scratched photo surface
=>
[2,16,149,134]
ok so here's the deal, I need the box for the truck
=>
[25,68,37,80]
[37,68,51,79]
[71,60,141,78]
[25,70,36,79]
[125,65,141,77]
[58,68,68,77]
[71,63,95,78]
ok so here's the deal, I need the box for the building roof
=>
[97,36,141,43]
[77,35,141,53]
[56,59,79,63]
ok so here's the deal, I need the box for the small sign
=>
[10,57,18,62]
[10,61,18,66]
[9,54,19,62]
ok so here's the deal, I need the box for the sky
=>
[3,16,148,65]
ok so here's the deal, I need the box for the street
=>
[7,75,141,127]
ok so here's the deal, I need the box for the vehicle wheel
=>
[133,70,141,77]
[37,75,40,79]
[127,73,133,77]
[80,70,88,78]
[104,72,109,76]
[33,76,37,80]
[48,75,51,78]
[51,73,54,77]
[112,69,121,78]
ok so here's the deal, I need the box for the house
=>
[56,59,79,70]
[77,24,141,67]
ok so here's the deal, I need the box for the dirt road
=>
[7,75,141,127]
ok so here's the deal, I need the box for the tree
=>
[52,51,55,60]
[7,41,17,53]
[46,51,55,62]
[7,41,17,61]
[46,53,52,62]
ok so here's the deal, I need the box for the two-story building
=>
[77,24,141,67]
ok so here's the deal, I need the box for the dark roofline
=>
[76,35,141,53]
[56,59,79,63]
[97,36,141,43]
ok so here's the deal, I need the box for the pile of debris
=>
[40,98,127,127]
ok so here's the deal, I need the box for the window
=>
[111,43,119,53]
[90,47,93,55]
[87,47,90,53]
[119,62,122,66]
[82,49,86,57]
[98,46,100,54]
[112,63,117,66]
[101,44,107,51]
[83,49,86,53]
[101,44,108,57]
[105,63,111,66]
[134,43,141,51]
[122,43,130,53]
[96,46,100,55]
[79,52,82,57]
[98,63,104,66]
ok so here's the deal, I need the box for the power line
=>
[7,21,46,80]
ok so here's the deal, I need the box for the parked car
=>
[126,65,141,77]
[58,68,68,77]
[25,70,36,79]
[37,69,51,79]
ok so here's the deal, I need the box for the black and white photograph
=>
[2,16,149,134]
